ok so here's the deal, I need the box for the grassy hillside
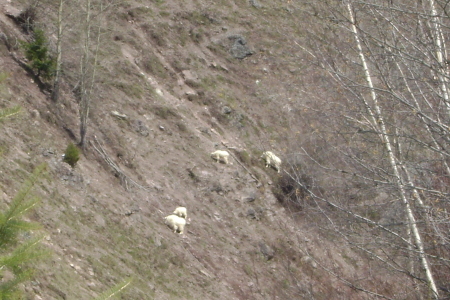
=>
[0,0,447,299]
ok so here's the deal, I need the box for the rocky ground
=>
[0,0,401,299]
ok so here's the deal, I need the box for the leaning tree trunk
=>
[428,0,450,114]
[78,0,105,148]
[346,2,439,298]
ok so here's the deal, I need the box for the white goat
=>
[173,206,187,219]
[261,151,282,173]
[210,150,230,164]
[164,215,186,234]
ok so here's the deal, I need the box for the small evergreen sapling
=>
[63,143,80,168]
[21,29,55,80]
[0,164,48,299]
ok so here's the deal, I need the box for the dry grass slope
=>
[0,0,417,299]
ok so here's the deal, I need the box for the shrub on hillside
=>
[0,164,48,299]
[63,143,80,168]
[272,167,312,212]
[21,28,55,80]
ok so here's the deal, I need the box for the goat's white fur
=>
[210,150,230,164]
[173,206,187,219]
[164,215,186,234]
[261,151,282,173]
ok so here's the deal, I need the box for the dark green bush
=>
[21,29,55,80]
[63,143,80,168]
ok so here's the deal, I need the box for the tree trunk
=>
[51,0,63,102]
[346,2,439,298]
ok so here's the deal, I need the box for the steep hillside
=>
[0,0,405,299]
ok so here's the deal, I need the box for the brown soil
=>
[0,0,401,299]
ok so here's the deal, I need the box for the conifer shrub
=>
[63,143,80,168]
[21,28,55,80]
[0,164,48,299]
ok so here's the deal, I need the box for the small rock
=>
[125,205,140,216]
[42,149,55,157]
[244,197,255,202]
[154,235,162,247]
[30,109,40,118]
[4,4,22,19]
[249,0,262,8]
[247,208,256,219]
[222,106,233,114]
[228,35,254,59]
[88,195,98,203]
[243,191,257,202]
[186,90,198,101]
[182,70,199,84]
[131,120,149,136]
[31,280,40,286]
[199,127,210,135]
[111,110,127,119]
[301,255,317,268]
[94,214,106,227]
[259,242,275,260]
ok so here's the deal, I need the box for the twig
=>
[221,141,261,186]
[90,135,152,191]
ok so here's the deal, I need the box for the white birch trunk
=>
[346,2,439,298]
[429,0,450,112]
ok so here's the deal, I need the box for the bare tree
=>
[78,0,110,147]
[51,0,64,102]
[345,2,438,296]
[273,0,450,298]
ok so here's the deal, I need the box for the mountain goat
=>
[173,206,187,219]
[210,150,230,164]
[261,151,282,173]
[164,215,186,234]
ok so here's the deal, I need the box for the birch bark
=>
[345,2,439,298]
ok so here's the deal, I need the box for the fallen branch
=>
[90,135,152,191]
[221,141,261,186]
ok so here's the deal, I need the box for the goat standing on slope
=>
[210,150,230,164]
[261,151,282,173]
[164,215,186,234]
[173,206,187,219]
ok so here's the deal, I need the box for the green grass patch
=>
[152,105,179,119]
[140,53,170,80]
[111,81,144,99]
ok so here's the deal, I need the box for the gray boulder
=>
[229,35,254,59]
